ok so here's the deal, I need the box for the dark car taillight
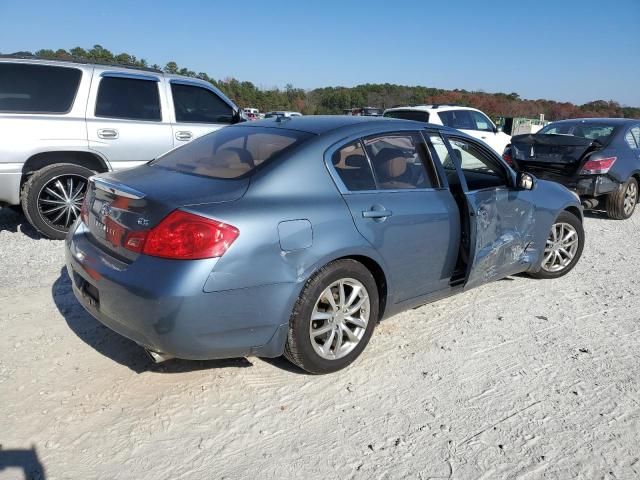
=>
[581,156,617,175]
[123,210,239,260]
[502,149,514,167]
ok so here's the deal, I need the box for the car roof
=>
[546,118,639,126]
[384,105,480,113]
[242,115,424,135]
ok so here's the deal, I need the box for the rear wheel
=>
[21,163,93,240]
[530,211,584,279]
[605,177,637,220]
[284,259,379,374]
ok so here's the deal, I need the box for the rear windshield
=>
[539,122,616,143]
[383,110,430,122]
[0,63,82,113]
[152,126,313,179]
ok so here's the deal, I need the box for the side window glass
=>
[470,111,495,132]
[426,133,453,169]
[625,127,640,149]
[438,110,475,130]
[171,83,233,124]
[331,141,376,191]
[447,138,508,190]
[95,77,161,121]
[363,133,435,190]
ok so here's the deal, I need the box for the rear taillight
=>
[80,195,89,225]
[581,156,617,175]
[502,150,514,166]
[124,210,239,260]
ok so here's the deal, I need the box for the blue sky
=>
[1,0,638,106]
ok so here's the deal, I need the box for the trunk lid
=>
[510,134,602,186]
[83,165,249,261]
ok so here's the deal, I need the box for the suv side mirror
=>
[517,172,536,190]
[231,109,246,124]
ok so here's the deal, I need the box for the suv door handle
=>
[362,209,392,219]
[175,131,193,141]
[97,128,119,139]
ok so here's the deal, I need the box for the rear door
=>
[167,80,235,146]
[329,131,460,302]
[439,135,537,289]
[86,72,174,170]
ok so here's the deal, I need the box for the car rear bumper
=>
[575,175,620,197]
[0,163,23,205]
[65,222,296,360]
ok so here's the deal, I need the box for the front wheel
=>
[606,177,637,220]
[21,163,94,240]
[284,259,379,374]
[530,211,584,279]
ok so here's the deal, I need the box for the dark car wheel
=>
[284,259,379,374]
[530,211,584,280]
[21,163,93,240]
[606,177,638,220]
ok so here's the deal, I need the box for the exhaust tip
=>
[145,349,174,364]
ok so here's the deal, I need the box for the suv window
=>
[469,110,495,132]
[438,110,475,130]
[0,63,81,113]
[152,126,312,179]
[446,137,508,190]
[171,83,233,124]
[383,110,430,122]
[332,141,377,191]
[632,127,640,149]
[95,77,161,121]
[363,133,436,190]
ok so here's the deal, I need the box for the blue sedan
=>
[66,116,584,374]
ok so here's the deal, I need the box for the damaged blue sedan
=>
[66,116,584,374]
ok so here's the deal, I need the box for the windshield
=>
[151,126,313,179]
[539,122,616,143]
[383,110,430,122]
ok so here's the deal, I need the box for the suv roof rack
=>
[431,104,466,109]
[0,53,164,74]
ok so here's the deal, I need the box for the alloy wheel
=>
[541,222,580,273]
[37,174,87,230]
[309,278,370,360]
[624,181,638,216]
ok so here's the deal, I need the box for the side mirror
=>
[231,109,246,124]
[494,125,502,133]
[517,172,536,191]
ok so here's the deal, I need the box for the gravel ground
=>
[1,207,639,480]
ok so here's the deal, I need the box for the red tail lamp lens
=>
[581,157,617,175]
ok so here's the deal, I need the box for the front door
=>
[330,132,460,303]
[441,135,537,290]
[86,73,174,170]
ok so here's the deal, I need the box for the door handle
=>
[175,131,193,141]
[97,128,119,139]
[362,209,392,219]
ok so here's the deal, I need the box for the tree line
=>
[5,45,639,121]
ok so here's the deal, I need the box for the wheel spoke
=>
[45,187,66,202]
[311,323,333,337]
[333,328,344,353]
[322,287,338,311]
[338,281,346,308]
[344,315,366,328]
[311,311,332,322]
[346,297,366,315]
[321,329,336,356]
[341,324,359,343]
[41,205,66,215]
[345,285,362,309]
[56,180,69,201]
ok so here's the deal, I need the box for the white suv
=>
[0,57,243,239]
[383,105,511,155]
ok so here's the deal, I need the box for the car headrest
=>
[381,157,407,178]
[345,154,367,168]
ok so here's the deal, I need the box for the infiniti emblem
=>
[99,203,112,219]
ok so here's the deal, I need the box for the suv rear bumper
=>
[0,163,23,205]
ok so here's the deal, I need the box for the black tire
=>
[605,177,638,220]
[284,259,379,374]
[21,163,94,240]
[529,211,585,280]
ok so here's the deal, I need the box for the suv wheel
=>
[21,163,94,240]
[606,177,638,220]
[530,211,584,279]
[284,259,379,374]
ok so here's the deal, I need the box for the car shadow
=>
[0,446,46,480]
[0,207,44,240]
[52,267,253,374]
[583,209,621,221]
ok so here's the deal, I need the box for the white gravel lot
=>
[0,207,639,480]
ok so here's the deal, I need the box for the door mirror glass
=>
[518,172,536,190]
